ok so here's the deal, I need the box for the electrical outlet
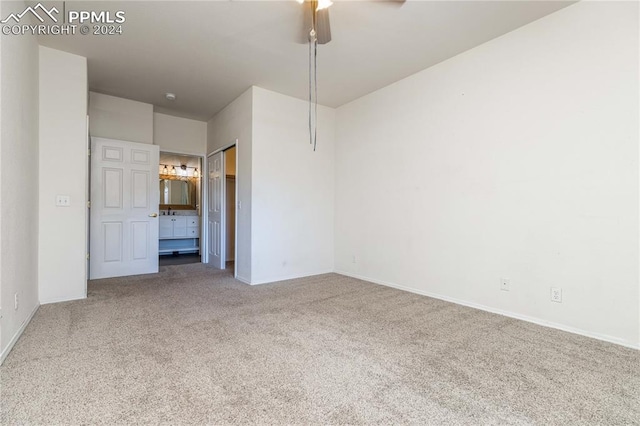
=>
[352,255,357,264]
[14,293,18,310]
[551,287,562,303]
[500,278,510,291]
[55,195,71,207]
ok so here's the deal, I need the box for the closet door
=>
[207,151,225,269]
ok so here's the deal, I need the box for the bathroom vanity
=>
[159,214,200,255]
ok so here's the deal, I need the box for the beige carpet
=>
[1,264,638,425]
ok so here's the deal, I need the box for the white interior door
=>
[90,137,159,279]
[207,151,225,269]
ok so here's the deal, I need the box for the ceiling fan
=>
[296,0,405,45]
[296,0,404,151]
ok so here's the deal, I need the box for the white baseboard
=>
[249,270,335,286]
[336,270,639,351]
[235,275,251,285]
[0,303,40,365]
[40,294,86,305]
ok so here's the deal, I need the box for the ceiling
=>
[36,0,573,121]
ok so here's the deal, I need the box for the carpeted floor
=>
[1,264,638,425]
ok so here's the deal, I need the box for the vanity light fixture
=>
[160,163,201,179]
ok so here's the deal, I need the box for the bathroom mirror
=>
[159,178,197,210]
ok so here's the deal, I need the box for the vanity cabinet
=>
[160,216,187,238]
[186,216,199,236]
[159,215,200,254]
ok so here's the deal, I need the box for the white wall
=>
[89,92,153,144]
[38,47,88,304]
[251,87,335,284]
[0,1,41,363]
[335,2,639,348]
[207,88,253,283]
[154,113,206,155]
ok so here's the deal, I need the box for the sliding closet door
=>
[207,151,225,269]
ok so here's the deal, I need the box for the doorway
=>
[224,146,236,271]
[158,152,204,267]
[206,144,237,275]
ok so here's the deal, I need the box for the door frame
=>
[204,140,238,278]
[158,149,206,262]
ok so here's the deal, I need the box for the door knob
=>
[149,213,158,218]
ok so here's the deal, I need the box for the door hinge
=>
[87,201,91,208]
[88,148,91,156]
[86,253,90,260]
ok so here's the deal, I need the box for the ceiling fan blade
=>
[315,8,331,44]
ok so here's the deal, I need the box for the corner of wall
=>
[205,87,254,284]
[38,46,88,304]
[249,86,336,284]
[332,1,639,348]
[0,0,41,363]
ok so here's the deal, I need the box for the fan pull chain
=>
[308,30,313,147]
[309,29,318,151]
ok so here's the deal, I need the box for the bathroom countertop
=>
[160,210,199,217]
